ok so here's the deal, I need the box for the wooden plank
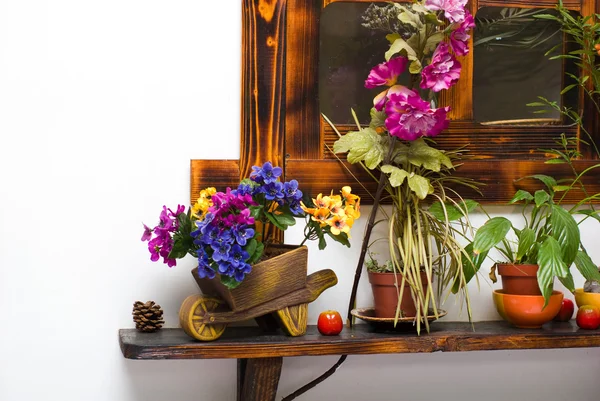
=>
[190,159,241,204]
[285,158,600,204]
[240,357,283,401]
[119,321,600,360]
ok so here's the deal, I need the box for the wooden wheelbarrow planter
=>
[179,245,338,341]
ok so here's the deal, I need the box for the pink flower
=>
[365,57,408,89]
[384,88,449,141]
[424,0,468,23]
[450,11,475,56]
[420,42,461,92]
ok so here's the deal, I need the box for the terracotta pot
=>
[368,271,428,318]
[497,263,541,296]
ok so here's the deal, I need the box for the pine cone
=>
[133,301,165,332]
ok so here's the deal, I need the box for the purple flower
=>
[233,182,255,196]
[425,0,468,23]
[289,200,303,215]
[384,88,450,141]
[450,11,475,56]
[420,43,461,92]
[141,224,153,241]
[365,57,408,89]
[250,162,282,184]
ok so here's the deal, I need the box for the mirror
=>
[473,7,578,125]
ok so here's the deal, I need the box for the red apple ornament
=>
[317,310,343,335]
[576,305,600,330]
[553,298,575,322]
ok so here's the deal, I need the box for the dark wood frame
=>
[191,0,600,204]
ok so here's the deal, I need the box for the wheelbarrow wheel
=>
[274,303,308,336]
[179,295,227,341]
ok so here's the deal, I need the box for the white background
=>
[1,1,599,400]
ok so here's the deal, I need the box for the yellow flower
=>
[341,186,360,207]
[192,187,216,220]
[345,204,361,220]
[313,193,330,209]
[300,201,318,216]
[328,214,351,236]
[311,208,331,227]
[328,195,344,216]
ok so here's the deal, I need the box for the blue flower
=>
[288,200,303,215]
[201,225,220,245]
[233,183,255,196]
[283,180,303,201]
[212,242,231,262]
[217,261,231,274]
[263,182,284,201]
[233,225,254,246]
[250,162,282,184]
[229,244,249,267]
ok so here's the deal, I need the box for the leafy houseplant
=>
[329,0,479,333]
[142,162,360,289]
[468,0,600,306]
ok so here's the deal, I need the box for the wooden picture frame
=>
[191,0,600,204]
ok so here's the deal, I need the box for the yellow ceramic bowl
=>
[492,290,563,329]
[574,288,600,310]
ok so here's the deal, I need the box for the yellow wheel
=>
[275,303,308,336]
[179,295,227,341]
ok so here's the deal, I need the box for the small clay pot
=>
[368,271,428,318]
[497,264,540,296]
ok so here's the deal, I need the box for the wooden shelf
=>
[120,320,600,360]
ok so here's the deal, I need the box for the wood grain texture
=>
[241,0,287,179]
[286,159,600,204]
[189,269,338,325]
[275,303,309,336]
[190,160,241,205]
[119,321,600,360]
[240,357,283,401]
[194,245,308,312]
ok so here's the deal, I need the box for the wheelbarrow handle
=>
[305,269,338,303]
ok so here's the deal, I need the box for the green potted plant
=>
[467,0,600,310]
[328,1,480,334]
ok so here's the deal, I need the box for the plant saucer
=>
[350,307,447,332]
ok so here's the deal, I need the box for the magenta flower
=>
[420,43,461,92]
[365,57,408,89]
[384,89,449,141]
[141,224,153,241]
[424,0,468,23]
[450,11,475,56]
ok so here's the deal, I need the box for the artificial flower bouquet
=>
[329,0,479,329]
[142,162,360,289]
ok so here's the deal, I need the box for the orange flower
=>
[341,186,360,206]
[345,204,361,220]
[311,208,331,226]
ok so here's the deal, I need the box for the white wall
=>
[1,1,599,400]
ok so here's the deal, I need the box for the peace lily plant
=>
[328,0,479,333]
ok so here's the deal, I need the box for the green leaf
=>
[537,236,570,307]
[550,205,580,266]
[385,33,401,44]
[452,243,488,294]
[271,209,296,228]
[560,84,577,95]
[327,231,351,247]
[167,236,192,259]
[220,275,243,290]
[407,173,431,200]
[265,212,286,230]
[332,128,385,169]
[574,251,600,282]
[369,108,386,129]
[249,205,262,219]
[247,241,264,264]
[574,209,600,223]
[381,165,409,187]
[428,200,479,222]
[534,190,550,207]
[516,227,535,262]
[408,60,422,74]
[394,138,453,172]
[544,158,566,165]
[398,10,419,27]
[510,189,533,204]
[472,217,512,255]
[424,32,444,54]
[385,37,417,61]
[528,174,558,191]
[552,185,571,192]
[558,273,576,293]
